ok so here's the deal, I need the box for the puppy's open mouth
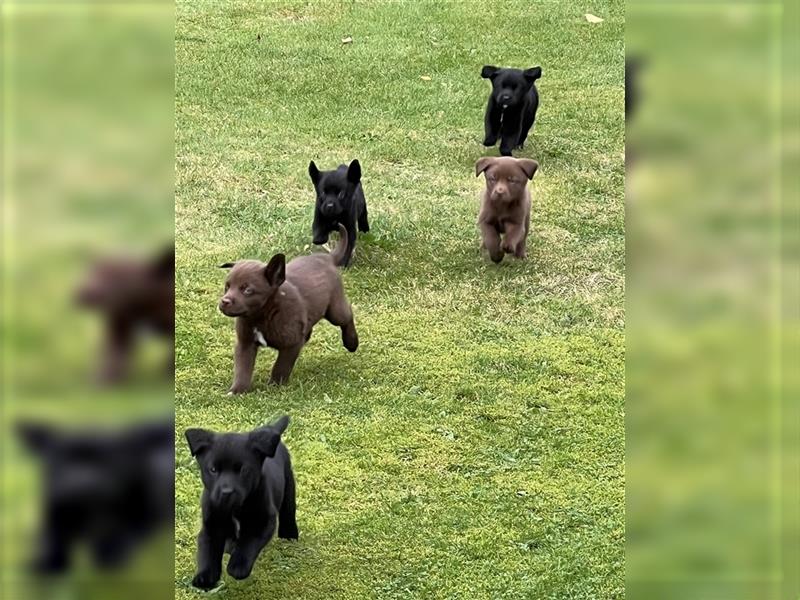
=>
[219,306,246,317]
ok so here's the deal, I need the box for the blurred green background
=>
[2,3,174,599]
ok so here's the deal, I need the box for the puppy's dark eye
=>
[224,283,230,291]
[209,466,218,474]
[242,287,254,296]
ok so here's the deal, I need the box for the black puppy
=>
[186,416,298,590]
[481,65,542,156]
[16,418,174,572]
[309,159,369,267]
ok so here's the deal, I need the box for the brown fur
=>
[76,248,175,383]
[475,156,539,263]
[218,225,358,393]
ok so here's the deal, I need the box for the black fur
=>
[16,419,174,573]
[309,159,369,267]
[481,65,542,156]
[186,416,297,589]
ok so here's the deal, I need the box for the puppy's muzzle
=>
[218,297,240,317]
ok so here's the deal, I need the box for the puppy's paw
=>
[312,234,329,245]
[500,240,515,254]
[192,570,220,590]
[499,147,514,157]
[483,135,498,147]
[227,384,250,395]
[489,250,504,264]
[278,523,299,540]
[226,555,253,580]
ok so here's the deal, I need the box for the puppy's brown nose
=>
[220,297,232,307]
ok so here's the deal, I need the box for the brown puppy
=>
[218,225,358,393]
[475,156,539,263]
[76,248,175,383]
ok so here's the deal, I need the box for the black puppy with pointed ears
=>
[185,416,297,589]
[481,65,542,156]
[309,159,369,267]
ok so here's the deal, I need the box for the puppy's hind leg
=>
[326,291,358,352]
[278,458,299,540]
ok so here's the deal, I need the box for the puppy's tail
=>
[270,415,290,435]
[329,224,348,267]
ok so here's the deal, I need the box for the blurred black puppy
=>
[481,65,542,156]
[309,159,369,267]
[76,247,175,383]
[16,418,174,573]
[186,416,297,590]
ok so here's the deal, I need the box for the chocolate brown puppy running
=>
[475,156,539,263]
[218,226,358,393]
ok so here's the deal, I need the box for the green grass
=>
[175,1,624,598]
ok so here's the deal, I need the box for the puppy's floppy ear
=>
[523,66,542,82]
[517,159,539,180]
[219,262,236,269]
[308,161,321,185]
[346,159,362,185]
[248,428,281,460]
[481,65,499,79]
[185,428,215,456]
[16,422,55,455]
[475,157,495,177]
[264,254,286,287]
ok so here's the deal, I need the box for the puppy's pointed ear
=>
[248,428,281,460]
[517,159,539,180]
[475,157,494,177]
[481,65,499,79]
[219,262,236,269]
[308,161,321,185]
[264,254,286,287]
[16,422,55,455]
[524,66,542,82]
[347,159,362,185]
[185,428,214,456]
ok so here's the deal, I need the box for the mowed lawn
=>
[175,1,624,598]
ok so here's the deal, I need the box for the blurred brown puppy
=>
[76,248,175,383]
[475,156,539,263]
[218,225,358,393]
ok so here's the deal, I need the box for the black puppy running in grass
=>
[481,65,542,156]
[309,159,369,267]
[186,416,297,590]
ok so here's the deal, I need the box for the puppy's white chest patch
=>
[253,328,268,348]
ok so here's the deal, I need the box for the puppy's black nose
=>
[325,202,334,210]
[499,94,511,104]
[220,486,233,496]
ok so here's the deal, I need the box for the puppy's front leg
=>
[192,527,225,590]
[312,210,329,245]
[501,222,526,257]
[483,98,501,146]
[227,519,276,580]
[99,320,133,383]
[499,109,522,156]
[229,341,257,394]
[479,222,504,263]
[270,344,303,385]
